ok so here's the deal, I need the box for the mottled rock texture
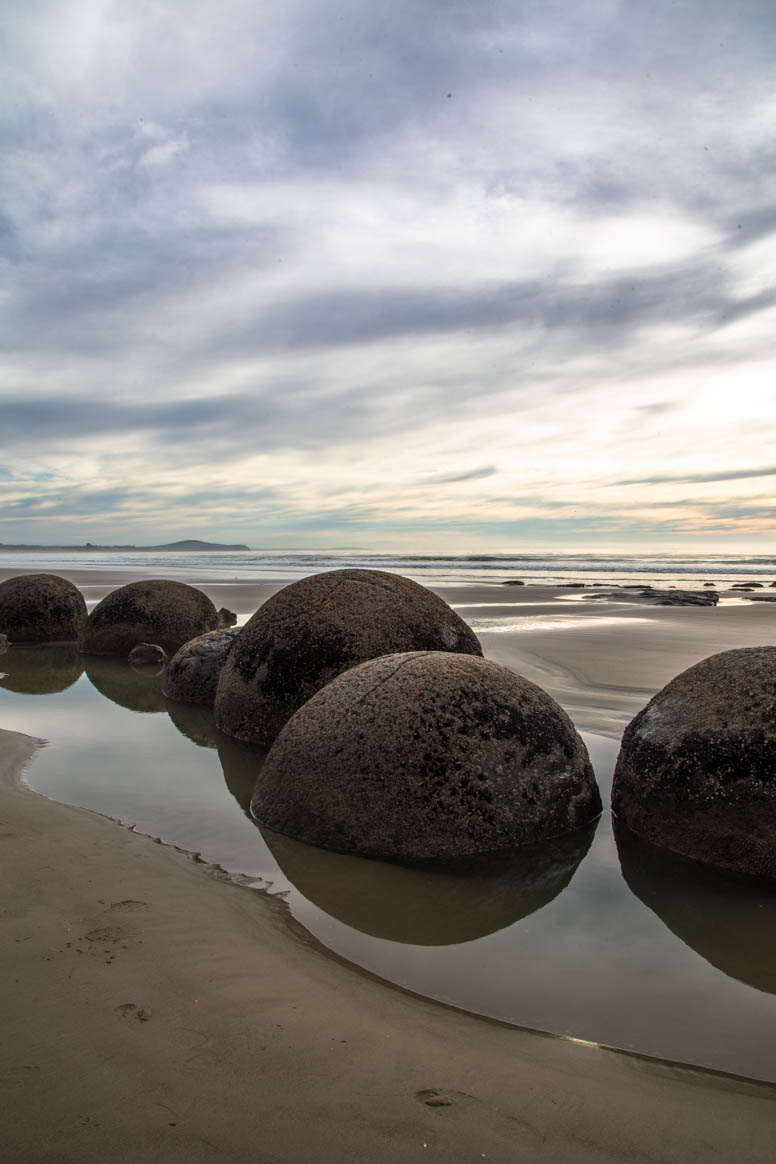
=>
[164,627,240,706]
[251,651,600,862]
[128,642,167,666]
[215,569,482,746]
[0,573,87,643]
[612,647,776,878]
[81,579,218,657]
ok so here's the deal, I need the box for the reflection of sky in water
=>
[3,655,776,1081]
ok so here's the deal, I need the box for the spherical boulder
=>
[0,573,87,643]
[214,569,482,746]
[251,651,600,862]
[81,579,218,657]
[612,647,776,878]
[164,627,240,706]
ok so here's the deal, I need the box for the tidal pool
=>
[3,645,776,1081]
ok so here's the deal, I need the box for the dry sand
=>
[2,569,776,1160]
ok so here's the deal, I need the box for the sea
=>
[1,547,774,588]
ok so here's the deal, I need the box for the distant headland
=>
[0,539,251,552]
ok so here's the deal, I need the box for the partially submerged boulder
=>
[612,647,776,878]
[164,627,240,706]
[215,569,482,746]
[128,642,167,667]
[252,651,600,863]
[0,573,87,643]
[81,579,218,657]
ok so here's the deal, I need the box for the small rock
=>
[652,590,718,606]
[128,643,167,666]
[217,607,238,627]
[501,579,525,586]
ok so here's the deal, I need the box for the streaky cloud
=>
[617,466,776,486]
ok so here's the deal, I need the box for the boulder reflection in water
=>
[615,819,776,995]
[218,732,270,812]
[85,657,167,713]
[166,701,221,750]
[0,645,84,695]
[258,821,597,946]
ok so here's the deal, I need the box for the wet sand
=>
[2,569,776,1159]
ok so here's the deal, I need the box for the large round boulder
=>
[164,627,241,706]
[214,569,482,746]
[0,573,87,643]
[81,579,218,657]
[612,647,776,878]
[251,651,600,862]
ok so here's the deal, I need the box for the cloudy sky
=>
[2,0,775,551]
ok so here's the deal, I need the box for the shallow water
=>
[3,646,776,1081]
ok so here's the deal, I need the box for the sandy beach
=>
[2,567,776,1160]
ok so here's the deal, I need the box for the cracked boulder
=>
[0,573,87,643]
[81,579,219,657]
[214,569,482,746]
[251,651,600,862]
[612,647,776,878]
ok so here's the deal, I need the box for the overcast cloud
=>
[2,0,775,550]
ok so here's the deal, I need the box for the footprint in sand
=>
[109,900,149,913]
[416,1088,478,1109]
[115,1003,153,1022]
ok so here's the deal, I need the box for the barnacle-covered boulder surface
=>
[612,646,776,879]
[80,579,218,657]
[164,627,240,706]
[0,573,87,643]
[215,569,483,746]
[251,651,600,863]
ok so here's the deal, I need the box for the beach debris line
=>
[0,572,87,643]
[214,569,483,747]
[612,646,776,879]
[252,650,601,862]
[80,578,219,657]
